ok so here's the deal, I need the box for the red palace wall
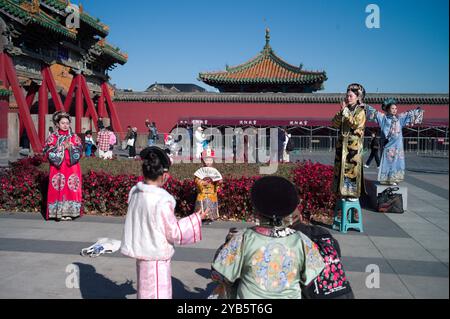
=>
[114,101,449,134]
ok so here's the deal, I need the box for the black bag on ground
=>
[377,187,404,213]
[293,223,354,299]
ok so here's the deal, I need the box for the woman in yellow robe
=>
[331,83,367,199]
[194,149,222,223]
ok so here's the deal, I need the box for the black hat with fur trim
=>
[250,176,299,217]
[140,146,171,171]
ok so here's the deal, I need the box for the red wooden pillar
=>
[101,82,124,139]
[25,86,37,109]
[38,75,48,144]
[0,55,9,152]
[79,75,99,131]
[0,95,9,152]
[62,74,100,134]
[42,66,64,112]
[1,52,42,151]
[19,84,38,136]
[0,54,9,147]
[63,75,76,112]
[97,92,106,118]
[75,75,83,134]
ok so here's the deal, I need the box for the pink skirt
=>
[136,259,172,299]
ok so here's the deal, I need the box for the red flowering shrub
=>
[218,176,260,222]
[293,161,337,223]
[0,155,46,212]
[164,177,197,217]
[82,171,143,214]
[1,157,336,223]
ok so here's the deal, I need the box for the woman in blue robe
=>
[365,98,424,185]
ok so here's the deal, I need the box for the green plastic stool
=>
[333,199,364,233]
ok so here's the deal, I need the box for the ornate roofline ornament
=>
[264,28,270,50]
[21,0,41,14]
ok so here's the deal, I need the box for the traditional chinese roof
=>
[114,91,449,105]
[198,29,327,93]
[146,83,206,93]
[0,0,77,39]
[40,0,109,37]
[0,0,127,64]
[95,40,128,65]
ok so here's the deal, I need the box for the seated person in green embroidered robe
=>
[209,176,325,299]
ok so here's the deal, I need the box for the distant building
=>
[198,29,327,93]
[146,83,206,93]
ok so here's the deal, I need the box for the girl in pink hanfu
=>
[121,146,209,299]
[43,111,83,221]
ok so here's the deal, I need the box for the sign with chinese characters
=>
[239,120,258,125]
[191,119,209,125]
[289,120,309,126]
[177,118,316,126]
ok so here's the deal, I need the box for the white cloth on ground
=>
[80,238,122,257]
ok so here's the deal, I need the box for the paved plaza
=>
[0,153,448,299]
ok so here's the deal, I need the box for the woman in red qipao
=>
[43,111,83,221]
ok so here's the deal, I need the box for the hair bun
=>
[382,98,397,111]
[141,147,169,180]
[140,146,171,170]
[52,111,71,125]
[143,152,160,166]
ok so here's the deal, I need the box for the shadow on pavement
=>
[39,174,49,220]
[172,268,217,299]
[74,263,136,299]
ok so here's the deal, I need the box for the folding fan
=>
[194,167,223,182]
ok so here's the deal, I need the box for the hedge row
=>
[1,156,335,223]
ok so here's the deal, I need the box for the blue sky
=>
[84,0,449,93]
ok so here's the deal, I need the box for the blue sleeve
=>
[365,104,384,125]
[399,108,424,127]
[69,145,83,166]
[43,135,64,168]
[68,135,83,166]
[46,146,64,168]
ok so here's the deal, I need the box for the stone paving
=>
[0,153,448,299]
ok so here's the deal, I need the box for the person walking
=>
[97,127,111,159]
[145,120,158,146]
[107,126,117,159]
[364,131,380,169]
[128,127,138,158]
[150,122,159,146]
